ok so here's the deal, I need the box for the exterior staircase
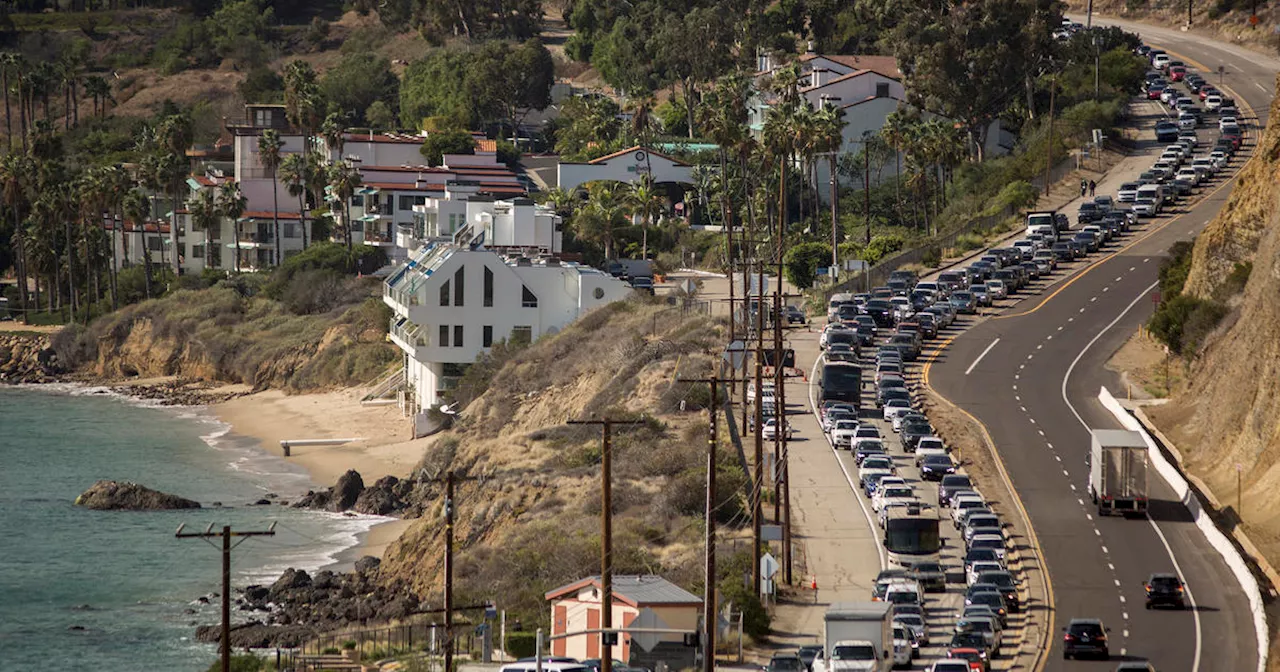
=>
[361,366,405,405]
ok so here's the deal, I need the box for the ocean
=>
[0,385,386,671]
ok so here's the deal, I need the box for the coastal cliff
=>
[0,333,61,383]
[1146,75,1280,565]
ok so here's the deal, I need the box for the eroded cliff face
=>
[1182,74,1280,298]
[1147,74,1280,558]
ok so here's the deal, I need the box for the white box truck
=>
[1088,429,1149,516]
[811,602,894,672]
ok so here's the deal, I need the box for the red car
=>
[1169,65,1186,81]
[1147,86,1163,100]
[1199,86,1216,100]
[947,647,988,671]
[1221,131,1243,150]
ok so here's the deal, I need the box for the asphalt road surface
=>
[928,20,1279,672]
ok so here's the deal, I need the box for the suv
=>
[1143,573,1187,609]
[1155,120,1179,143]
[1062,618,1110,660]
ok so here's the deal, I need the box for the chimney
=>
[806,40,816,54]
[812,68,828,88]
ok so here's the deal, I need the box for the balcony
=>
[363,229,397,246]
[388,316,429,358]
[236,231,274,248]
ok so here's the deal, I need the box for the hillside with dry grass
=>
[1146,74,1280,564]
[376,298,760,627]
[1063,0,1280,52]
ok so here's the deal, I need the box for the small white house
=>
[557,146,693,192]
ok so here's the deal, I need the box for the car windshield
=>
[923,455,952,466]
[831,645,875,660]
[958,619,993,634]
[882,487,913,498]
[914,562,942,574]
[769,657,804,671]
[1069,622,1103,636]
[942,475,972,488]
[1149,576,1182,589]
[979,572,1015,588]
[971,537,1002,549]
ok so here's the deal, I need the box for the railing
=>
[364,229,395,244]
[362,365,406,402]
[389,316,428,350]
[238,231,274,244]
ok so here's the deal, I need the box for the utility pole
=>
[678,372,744,672]
[752,263,765,600]
[567,417,645,672]
[863,132,872,245]
[1187,0,1192,27]
[1094,36,1101,100]
[827,153,839,271]
[175,522,277,672]
[445,471,455,672]
[1044,72,1057,197]
[1086,0,1094,27]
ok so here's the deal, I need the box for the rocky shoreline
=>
[0,332,62,384]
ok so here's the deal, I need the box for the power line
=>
[175,522,277,672]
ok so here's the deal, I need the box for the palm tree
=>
[0,53,15,144]
[279,153,311,250]
[157,114,191,274]
[539,186,577,218]
[325,160,362,251]
[880,110,910,214]
[572,182,626,260]
[699,73,749,284]
[84,75,112,118]
[627,176,663,260]
[284,61,322,161]
[321,111,346,163]
[188,188,218,270]
[257,129,284,265]
[218,181,247,273]
[1,153,30,317]
[123,188,152,299]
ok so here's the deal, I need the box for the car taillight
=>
[1096,635,1107,642]
[1063,634,1075,642]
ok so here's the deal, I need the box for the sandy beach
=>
[213,388,430,563]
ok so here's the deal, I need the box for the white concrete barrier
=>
[1098,386,1268,672]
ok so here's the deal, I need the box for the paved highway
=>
[928,20,1278,672]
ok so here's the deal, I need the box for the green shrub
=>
[265,241,385,299]
[954,233,985,253]
[921,246,941,268]
[1148,294,1227,355]
[1158,240,1196,299]
[204,654,264,672]
[783,241,833,289]
[505,632,538,659]
[1213,261,1252,300]
[717,549,770,638]
[988,180,1039,215]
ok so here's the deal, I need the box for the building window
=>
[283,222,298,238]
[439,325,450,347]
[453,325,463,347]
[454,267,465,306]
[522,285,538,308]
[192,243,205,259]
[875,82,890,98]
[439,279,450,306]
[483,267,494,307]
[210,246,223,267]
[483,326,493,347]
[350,195,363,208]
[147,236,163,251]
[511,326,532,345]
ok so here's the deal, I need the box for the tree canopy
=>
[399,40,553,131]
[320,52,399,126]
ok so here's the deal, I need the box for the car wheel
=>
[1063,652,1071,660]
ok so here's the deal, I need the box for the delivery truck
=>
[1088,429,1149,516]
[811,602,895,672]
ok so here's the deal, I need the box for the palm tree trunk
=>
[64,83,70,131]
[234,221,241,273]
[170,180,181,276]
[344,203,353,251]
[271,175,281,265]
[109,215,118,310]
[71,78,79,127]
[64,218,76,323]
[298,192,308,250]
[18,82,27,153]
[2,69,10,144]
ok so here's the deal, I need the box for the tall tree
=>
[84,75,112,118]
[157,114,192,274]
[627,176,662,260]
[278,153,310,250]
[0,153,30,317]
[218,181,247,273]
[325,160,362,251]
[0,53,15,144]
[123,188,153,299]
[188,188,219,270]
[257,129,284,265]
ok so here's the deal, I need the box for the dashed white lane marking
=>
[1057,456,1064,463]
[1015,374,1020,380]
[1068,317,1075,322]
[1012,384,1017,390]
[1129,266,1136,271]
[1046,335,1053,340]
[1070,483,1077,491]
[1058,326,1064,331]
[1078,498,1084,505]
[1123,612,1130,621]
[1087,513,1093,521]
[1102,545,1109,554]
[1020,406,1027,412]
[1046,442,1054,449]
[1258,81,1270,93]
[1144,258,1150,263]
[1115,276,1122,282]
[1015,395,1021,402]
[1091,296,1098,302]
[1095,528,1102,536]
[1109,563,1116,571]
[1124,629,1130,638]
[1029,417,1037,424]
[1038,429,1045,436]
[1115,580,1121,587]
[1103,287,1109,292]
[1120,595,1127,604]
[1079,307,1086,313]
[1027,353,1034,360]
[1063,469,1070,476]
[1037,344,1043,350]
[965,337,1001,375]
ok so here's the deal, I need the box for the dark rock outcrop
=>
[331,470,364,511]
[353,475,405,515]
[74,480,201,510]
[195,622,318,648]
[0,333,62,384]
[293,469,437,517]
[353,555,381,576]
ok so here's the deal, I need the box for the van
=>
[1135,184,1164,210]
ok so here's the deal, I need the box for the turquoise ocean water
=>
[0,386,386,671]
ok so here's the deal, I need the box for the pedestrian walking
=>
[1080,179,1088,197]
[1089,179,1097,197]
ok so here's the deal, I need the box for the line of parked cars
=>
[814,267,1030,671]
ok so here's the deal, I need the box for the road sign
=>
[760,552,779,579]
[724,340,748,370]
[678,278,696,295]
[844,259,869,271]
[761,578,775,595]
[630,607,669,652]
[761,524,783,542]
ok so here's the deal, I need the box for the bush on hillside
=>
[265,242,386,301]
[783,241,833,289]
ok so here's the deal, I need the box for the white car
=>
[858,457,895,482]
[1205,94,1223,111]
[854,425,882,441]
[761,418,792,441]
[882,398,912,421]
[917,437,946,453]
[1219,115,1238,129]
[891,626,913,667]
[873,485,915,512]
[1153,53,1171,69]
[967,560,1005,586]
[1160,87,1177,104]
[968,533,1007,561]
[1176,167,1200,186]
[1192,156,1216,176]
[927,661,972,672]
[1132,198,1156,217]
[1116,183,1139,202]
[951,496,987,527]
[1209,151,1228,170]
[830,419,860,448]
[892,410,923,433]
[915,445,949,467]
[984,279,1008,300]
[1012,240,1036,258]
[852,437,886,457]
[1177,113,1197,130]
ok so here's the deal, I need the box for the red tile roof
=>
[240,210,303,220]
[799,53,902,79]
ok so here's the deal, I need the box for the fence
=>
[274,619,480,671]
[828,204,1016,296]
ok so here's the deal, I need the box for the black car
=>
[1073,231,1099,253]
[950,631,992,658]
[796,645,823,671]
[920,454,956,481]
[1143,573,1187,609]
[783,306,807,324]
[900,420,934,450]
[1155,120,1180,143]
[910,561,947,592]
[766,654,806,672]
[1077,201,1101,224]
[1062,618,1110,660]
[865,299,893,326]
[975,570,1020,613]
[964,590,1008,626]
[938,474,974,505]
[1052,242,1074,262]
[964,547,1002,573]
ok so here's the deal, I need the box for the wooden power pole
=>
[568,416,645,672]
[445,471,455,672]
[175,522,277,672]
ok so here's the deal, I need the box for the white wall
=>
[558,152,692,192]
[341,137,424,166]
[804,73,904,110]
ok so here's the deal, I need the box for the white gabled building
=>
[383,210,628,420]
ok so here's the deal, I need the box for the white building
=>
[383,208,628,420]
[557,146,693,192]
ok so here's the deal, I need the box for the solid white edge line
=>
[1061,280,1204,672]
[808,351,887,570]
[964,337,1001,376]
